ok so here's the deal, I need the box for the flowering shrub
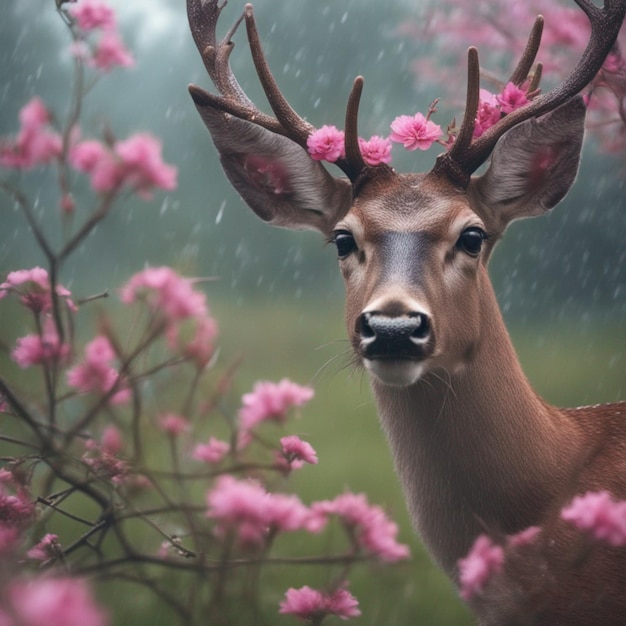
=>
[400,0,626,154]
[0,2,411,625]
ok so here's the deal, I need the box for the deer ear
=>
[192,96,352,235]
[470,96,586,232]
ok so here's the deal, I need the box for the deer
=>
[186,0,626,623]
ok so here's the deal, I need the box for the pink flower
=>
[457,535,505,600]
[279,586,361,621]
[473,89,502,138]
[101,425,123,455]
[0,483,34,529]
[311,492,410,562]
[69,139,123,192]
[12,321,70,369]
[19,98,51,129]
[0,266,76,313]
[496,82,530,114]
[66,335,130,404]
[8,577,108,626]
[358,135,393,166]
[70,134,176,196]
[389,112,442,151]
[91,30,134,72]
[0,98,62,170]
[561,491,626,546]
[307,125,345,162]
[278,435,318,470]
[120,267,208,322]
[114,134,176,198]
[27,534,61,561]
[68,0,117,32]
[192,437,230,464]
[158,413,190,437]
[206,476,314,546]
[239,379,314,433]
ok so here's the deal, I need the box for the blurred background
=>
[0,1,624,624]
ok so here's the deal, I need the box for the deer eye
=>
[332,231,358,259]
[457,227,487,257]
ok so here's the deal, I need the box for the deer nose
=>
[358,311,433,359]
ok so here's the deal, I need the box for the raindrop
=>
[160,198,169,215]
[215,200,226,224]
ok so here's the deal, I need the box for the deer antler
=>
[187,0,366,182]
[433,0,626,186]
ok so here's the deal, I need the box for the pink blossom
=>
[101,425,123,455]
[66,335,130,404]
[239,379,314,433]
[389,112,442,151]
[12,321,70,369]
[279,586,361,621]
[206,476,314,546]
[0,483,34,529]
[68,0,117,32]
[561,491,626,546]
[114,134,177,198]
[358,135,393,166]
[192,437,230,464]
[70,134,176,196]
[0,266,76,313]
[311,492,410,562]
[158,413,190,437]
[0,98,62,170]
[473,89,502,138]
[8,577,108,626]
[120,267,208,322]
[496,82,530,115]
[27,534,61,561]
[278,435,318,470]
[307,125,345,162]
[91,30,134,72]
[457,535,505,600]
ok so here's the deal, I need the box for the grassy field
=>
[2,294,624,626]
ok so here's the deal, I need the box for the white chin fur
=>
[364,359,425,387]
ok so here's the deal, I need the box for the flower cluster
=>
[70,133,177,198]
[306,112,442,166]
[561,490,626,546]
[279,585,361,622]
[305,81,530,166]
[67,0,134,72]
[0,98,62,170]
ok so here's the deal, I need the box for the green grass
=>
[2,295,623,626]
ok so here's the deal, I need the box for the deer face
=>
[333,173,491,386]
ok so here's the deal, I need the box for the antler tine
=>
[340,76,367,181]
[508,16,544,86]
[434,0,626,183]
[187,0,285,135]
[243,4,315,150]
[432,47,480,187]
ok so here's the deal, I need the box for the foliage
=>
[0,2,410,625]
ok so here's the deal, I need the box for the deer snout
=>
[357,310,433,360]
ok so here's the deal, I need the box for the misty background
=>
[1,0,624,325]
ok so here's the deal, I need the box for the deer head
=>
[187,0,623,388]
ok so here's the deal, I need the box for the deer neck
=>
[369,278,583,577]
